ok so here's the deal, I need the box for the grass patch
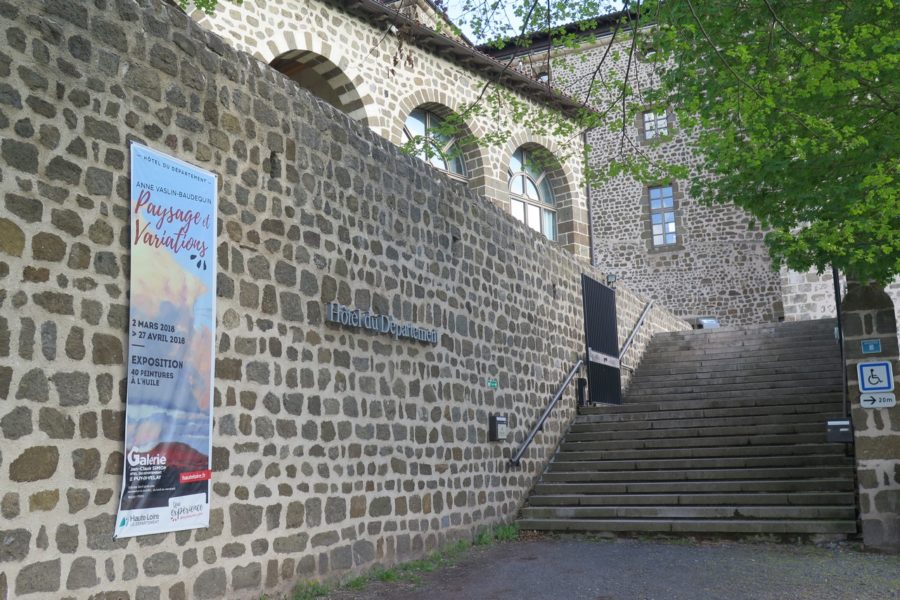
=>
[343,576,368,590]
[291,581,330,600]
[495,524,519,542]
[333,528,519,595]
[340,538,475,592]
[476,523,520,545]
[474,529,494,546]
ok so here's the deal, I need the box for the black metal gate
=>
[581,274,622,404]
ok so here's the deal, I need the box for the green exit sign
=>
[487,379,498,389]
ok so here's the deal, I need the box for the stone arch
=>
[392,89,489,195]
[234,31,383,132]
[270,50,373,126]
[503,134,578,202]
[503,134,582,249]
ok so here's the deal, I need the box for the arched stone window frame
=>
[259,35,379,129]
[508,147,558,241]
[402,108,468,181]
[392,90,487,194]
[503,138,579,249]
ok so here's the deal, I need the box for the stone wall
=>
[194,0,592,259]
[542,36,785,327]
[842,283,900,552]
[782,267,900,342]
[0,1,688,598]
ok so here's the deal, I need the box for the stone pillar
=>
[842,281,900,552]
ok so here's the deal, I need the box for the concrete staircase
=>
[519,319,858,536]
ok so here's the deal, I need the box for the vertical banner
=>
[115,143,217,538]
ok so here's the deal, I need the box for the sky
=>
[440,0,626,43]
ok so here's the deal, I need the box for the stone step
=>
[650,328,835,344]
[656,318,835,337]
[520,505,856,520]
[569,411,840,434]
[623,384,841,403]
[641,336,838,353]
[531,478,856,495]
[626,377,842,397]
[517,518,857,534]
[521,317,854,540]
[541,466,854,483]
[636,347,838,367]
[651,321,836,344]
[577,401,843,424]
[564,421,828,443]
[526,491,855,507]
[560,432,829,452]
[554,443,847,462]
[547,454,852,472]
[630,363,842,383]
[580,393,843,415]
[644,343,838,360]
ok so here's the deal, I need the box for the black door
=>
[582,274,622,404]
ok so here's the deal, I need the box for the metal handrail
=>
[509,359,584,467]
[619,300,654,362]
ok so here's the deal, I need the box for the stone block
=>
[0,528,30,562]
[229,503,263,536]
[273,532,309,554]
[193,567,226,600]
[92,333,123,364]
[6,192,43,222]
[28,489,59,511]
[56,523,79,553]
[1,406,32,439]
[67,556,99,590]
[9,446,58,481]
[84,513,127,551]
[144,552,179,576]
[231,563,261,590]
[1,139,38,173]
[0,219,25,256]
[15,558,60,595]
[330,545,353,570]
[325,497,346,524]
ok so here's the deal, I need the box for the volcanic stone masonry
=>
[0,1,688,598]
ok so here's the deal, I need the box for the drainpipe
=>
[583,130,595,267]
[832,265,848,418]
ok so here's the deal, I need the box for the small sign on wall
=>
[489,414,508,442]
[860,393,896,409]
[857,361,894,393]
[861,339,882,354]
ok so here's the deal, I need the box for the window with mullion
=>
[508,148,557,241]
[649,184,677,246]
[403,108,466,178]
[642,110,669,139]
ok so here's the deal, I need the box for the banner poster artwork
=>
[114,143,217,538]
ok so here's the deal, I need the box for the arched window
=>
[508,147,556,241]
[403,108,466,179]
[270,50,369,124]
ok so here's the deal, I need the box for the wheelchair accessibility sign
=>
[857,362,894,393]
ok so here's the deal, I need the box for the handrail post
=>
[619,300,654,363]
[509,359,583,468]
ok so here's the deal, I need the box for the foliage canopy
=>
[180,0,899,282]
[651,0,899,283]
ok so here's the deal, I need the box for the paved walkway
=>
[327,536,900,600]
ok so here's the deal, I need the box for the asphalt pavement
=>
[327,535,900,600]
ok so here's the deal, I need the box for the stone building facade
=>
[194,0,593,261]
[487,23,900,328]
[0,1,688,598]
[489,30,785,327]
